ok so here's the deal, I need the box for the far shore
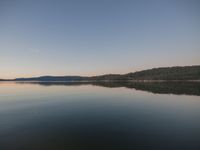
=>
[1,80,200,83]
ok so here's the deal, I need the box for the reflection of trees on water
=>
[16,81,200,96]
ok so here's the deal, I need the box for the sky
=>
[0,0,200,79]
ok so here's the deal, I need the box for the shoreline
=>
[0,80,200,83]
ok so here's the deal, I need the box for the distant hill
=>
[0,79,10,81]
[1,65,199,82]
[124,65,200,80]
[89,65,200,81]
[15,76,86,81]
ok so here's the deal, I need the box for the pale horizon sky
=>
[0,0,200,79]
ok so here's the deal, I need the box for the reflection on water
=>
[0,82,200,150]
[16,81,200,96]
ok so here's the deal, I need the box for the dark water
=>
[0,82,200,150]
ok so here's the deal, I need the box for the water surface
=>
[0,82,200,150]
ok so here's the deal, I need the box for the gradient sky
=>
[0,0,200,78]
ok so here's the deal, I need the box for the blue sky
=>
[0,0,200,78]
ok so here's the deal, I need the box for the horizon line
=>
[1,64,199,80]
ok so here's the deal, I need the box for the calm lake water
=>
[0,82,200,150]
